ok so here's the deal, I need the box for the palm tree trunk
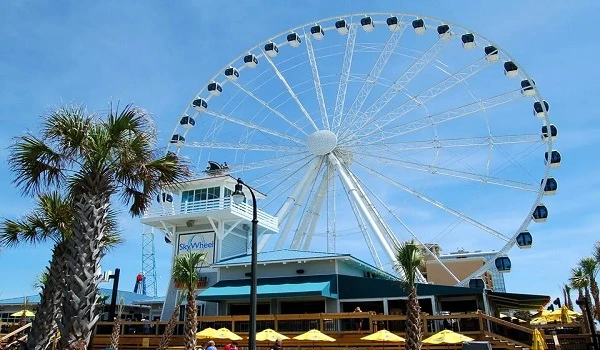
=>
[109,316,121,350]
[58,184,110,350]
[589,277,600,322]
[566,289,574,311]
[27,241,66,350]
[184,289,198,350]
[405,286,422,350]
[578,289,591,334]
[157,302,183,350]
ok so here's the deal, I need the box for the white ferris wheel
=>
[166,13,560,287]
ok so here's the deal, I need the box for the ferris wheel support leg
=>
[328,154,398,267]
[273,157,324,250]
[290,167,332,249]
[302,167,335,250]
[257,157,323,252]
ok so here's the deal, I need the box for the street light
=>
[575,297,598,350]
[231,178,258,350]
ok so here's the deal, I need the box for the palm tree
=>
[394,241,424,350]
[172,252,207,350]
[564,284,574,311]
[157,295,185,350]
[0,191,121,350]
[8,104,189,350]
[579,257,600,322]
[570,267,591,333]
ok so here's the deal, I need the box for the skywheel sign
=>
[177,231,216,265]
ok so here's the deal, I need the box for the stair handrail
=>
[479,311,534,334]
[0,323,31,343]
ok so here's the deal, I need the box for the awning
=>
[487,291,550,311]
[198,281,337,301]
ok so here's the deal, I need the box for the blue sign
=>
[177,232,215,264]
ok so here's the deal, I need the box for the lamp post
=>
[576,297,598,350]
[107,268,121,321]
[232,178,258,350]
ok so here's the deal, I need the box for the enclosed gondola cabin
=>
[224,67,239,81]
[170,134,185,147]
[386,16,400,31]
[180,115,196,129]
[542,177,558,195]
[469,278,486,289]
[541,124,557,141]
[484,45,499,62]
[521,79,536,97]
[264,42,279,57]
[516,231,533,249]
[335,19,349,35]
[243,54,259,68]
[495,256,511,273]
[532,204,548,223]
[545,150,561,168]
[437,24,451,40]
[412,19,426,35]
[157,192,174,204]
[192,98,208,112]
[311,24,325,40]
[504,61,519,78]
[287,32,302,47]
[534,100,550,118]
[207,82,222,96]
[461,33,476,49]
[361,16,374,32]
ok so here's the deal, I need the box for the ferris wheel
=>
[166,13,560,287]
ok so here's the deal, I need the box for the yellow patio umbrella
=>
[196,327,219,339]
[293,329,336,342]
[10,310,35,317]
[361,330,405,342]
[423,330,474,344]
[531,328,547,350]
[361,329,405,350]
[294,329,335,349]
[560,306,572,324]
[214,328,243,340]
[254,328,290,342]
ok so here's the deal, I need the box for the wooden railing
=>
[0,323,31,349]
[85,312,589,350]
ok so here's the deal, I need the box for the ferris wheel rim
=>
[167,12,556,287]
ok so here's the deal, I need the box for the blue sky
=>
[0,0,598,309]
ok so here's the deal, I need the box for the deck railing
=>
[89,312,590,350]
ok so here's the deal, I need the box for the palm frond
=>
[579,257,599,278]
[570,267,589,289]
[394,241,424,287]
[42,105,94,160]
[172,252,207,289]
[9,135,65,195]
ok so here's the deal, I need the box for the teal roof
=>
[198,276,337,301]
[0,289,162,307]
[213,249,348,266]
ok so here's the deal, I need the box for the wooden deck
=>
[85,311,588,350]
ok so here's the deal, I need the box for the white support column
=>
[258,157,322,251]
[274,157,323,250]
[328,153,397,263]
[290,167,331,249]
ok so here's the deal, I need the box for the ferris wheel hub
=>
[307,130,338,155]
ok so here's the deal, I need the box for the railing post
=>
[422,313,428,334]
[319,313,324,332]
[478,310,485,333]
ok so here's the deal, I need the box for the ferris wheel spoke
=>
[342,55,498,144]
[355,160,512,242]
[354,133,542,152]
[228,80,309,136]
[352,174,457,283]
[346,89,524,146]
[304,34,330,130]
[339,36,453,140]
[341,22,408,132]
[354,151,538,192]
[262,50,319,131]
[332,24,358,133]
[249,155,315,190]
[203,109,305,145]
[186,141,305,153]
[227,152,310,174]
